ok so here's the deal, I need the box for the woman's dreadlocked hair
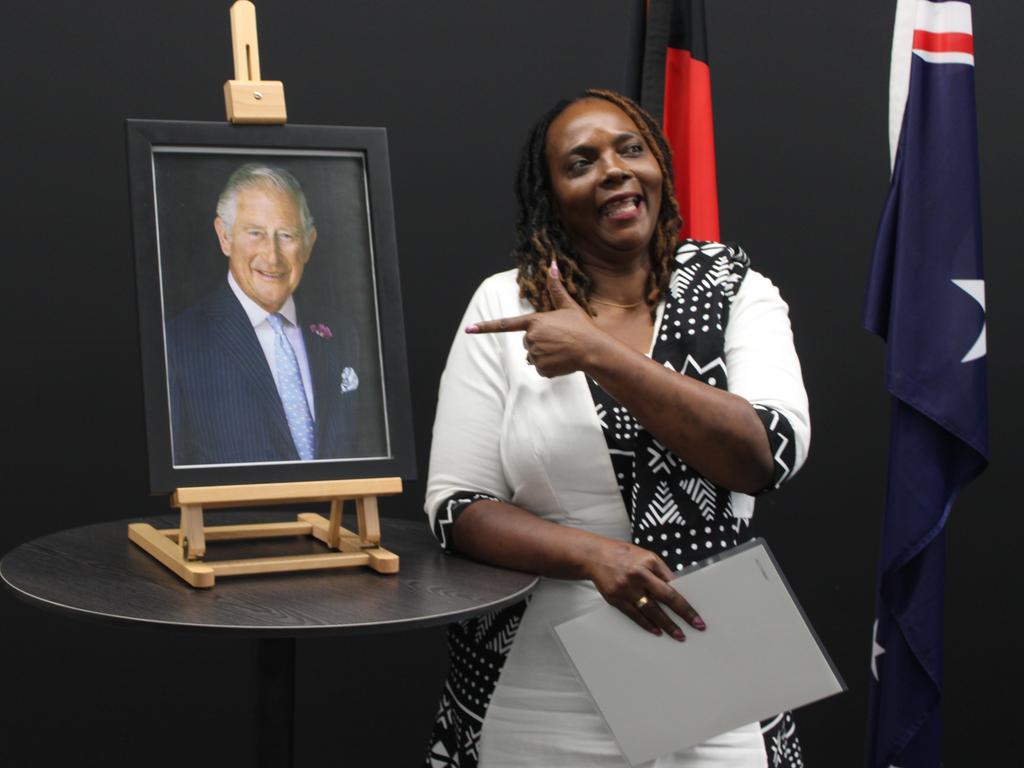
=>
[512,88,682,316]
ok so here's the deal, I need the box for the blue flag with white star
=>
[863,1,988,766]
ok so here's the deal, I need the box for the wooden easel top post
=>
[223,0,287,124]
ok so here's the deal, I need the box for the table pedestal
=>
[257,638,296,768]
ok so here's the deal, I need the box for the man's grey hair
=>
[216,163,315,240]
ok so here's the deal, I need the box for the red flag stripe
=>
[912,30,974,55]
[663,48,718,241]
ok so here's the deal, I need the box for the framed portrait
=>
[126,120,415,492]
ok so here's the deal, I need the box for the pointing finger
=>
[466,314,533,334]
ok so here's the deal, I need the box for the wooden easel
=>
[130,3,402,588]
[129,479,402,588]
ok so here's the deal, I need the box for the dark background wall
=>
[2,1,1020,765]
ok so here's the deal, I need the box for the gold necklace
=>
[589,295,644,309]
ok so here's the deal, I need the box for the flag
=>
[863,1,988,766]
[640,0,719,241]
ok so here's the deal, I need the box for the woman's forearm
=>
[467,264,775,493]
[451,498,706,639]
[451,499,611,579]
[583,331,773,493]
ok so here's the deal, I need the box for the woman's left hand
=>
[467,260,602,377]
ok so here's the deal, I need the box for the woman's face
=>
[545,98,663,267]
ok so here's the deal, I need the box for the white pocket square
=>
[340,366,359,393]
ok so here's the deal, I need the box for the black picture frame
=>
[126,120,415,493]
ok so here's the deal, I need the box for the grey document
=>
[554,539,845,766]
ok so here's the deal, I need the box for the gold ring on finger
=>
[635,595,649,610]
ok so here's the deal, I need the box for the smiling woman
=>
[513,90,681,321]
[423,90,810,767]
[545,99,664,273]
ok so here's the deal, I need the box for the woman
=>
[424,89,810,768]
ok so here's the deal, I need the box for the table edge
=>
[0,557,539,637]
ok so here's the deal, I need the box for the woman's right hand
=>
[466,259,604,379]
[583,540,706,641]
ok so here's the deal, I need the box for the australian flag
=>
[863,1,988,766]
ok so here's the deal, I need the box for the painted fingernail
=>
[672,629,686,642]
[465,324,479,334]
[550,258,560,277]
[693,617,706,631]
[652,628,663,636]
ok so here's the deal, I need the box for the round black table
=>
[0,512,537,767]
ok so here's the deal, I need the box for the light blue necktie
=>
[266,313,315,460]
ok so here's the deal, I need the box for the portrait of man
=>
[164,161,386,466]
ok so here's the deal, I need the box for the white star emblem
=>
[871,619,886,680]
[951,279,986,362]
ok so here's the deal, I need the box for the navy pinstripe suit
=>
[166,280,379,465]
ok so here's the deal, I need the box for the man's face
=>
[214,183,316,314]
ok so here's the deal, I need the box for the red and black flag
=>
[640,0,719,241]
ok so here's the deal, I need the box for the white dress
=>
[425,245,810,768]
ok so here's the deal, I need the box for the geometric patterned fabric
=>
[424,600,528,768]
